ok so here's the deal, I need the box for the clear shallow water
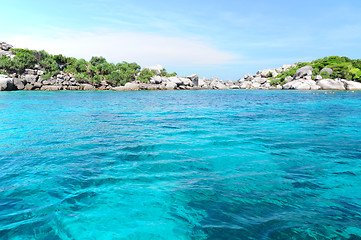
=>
[0,90,361,240]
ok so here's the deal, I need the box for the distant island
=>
[1,41,361,91]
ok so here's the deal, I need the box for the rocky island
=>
[1,41,361,91]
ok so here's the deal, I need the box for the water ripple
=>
[0,90,361,239]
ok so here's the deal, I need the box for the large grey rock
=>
[320,67,333,76]
[210,79,228,90]
[150,76,163,84]
[316,79,345,90]
[143,64,163,75]
[40,85,62,91]
[113,82,139,91]
[283,79,320,90]
[260,69,271,78]
[264,83,272,89]
[168,77,183,86]
[0,75,14,91]
[57,74,64,80]
[34,82,42,88]
[165,82,177,90]
[215,82,228,90]
[244,74,252,80]
[187,74,198,86]
[25,69,37,75]
[198,77,208,88]
[251,82,261,89]
[224,80,235,86]
[294,66,313,79]
[240,81,252,89]
[314,75,322,80]
[144,84,159,90]
[13,78,25,90]
[80,84,96,90]
[285,76,294,83]
[253,77,268,84]
[281,64,292,72]
[260,69,278,78]
[179,77,194,87]
[341,80,361,90]
[24,75,38,84]
[24,84,34,91]
[0,42,13,51]
[68,86,80,90]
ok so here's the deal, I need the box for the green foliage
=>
[53,54,68,65]
[0,48,176,86]
[0,55,13,73]
[270,78,285,86]
[270,67,297,85]
[90,56,106,66]
[320,71,330,79]
[160,69,177,77]
[266,72,273,78]
[269,56,361,83]
[10,48,34,55]
[74,72,89,83]
[6,48,42,73]
[138,69,157,83]
[166,72,177,77]
[91,74,103,84]
[41,72,54,80]
[32,50,50,64]
[12,52,37,73]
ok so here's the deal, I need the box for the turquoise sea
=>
[0,90,361,239]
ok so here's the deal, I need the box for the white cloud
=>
[4,29,239,67]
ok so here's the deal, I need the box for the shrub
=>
[266,72,273,78]
[91,74,103,84]
[160,69,177,77]
[270,78,285,86]
[90,56,106,66]
[0,55,13,73]
[138,69,157,83]
[74,72,89,83]
[12,52,37,73]
[320,71,330,79]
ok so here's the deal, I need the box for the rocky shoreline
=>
[1,41,361,91]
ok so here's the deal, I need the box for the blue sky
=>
[1,0,361,80]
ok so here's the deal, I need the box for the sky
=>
[1,0,361,80]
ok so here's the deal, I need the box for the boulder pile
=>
[0,69,113,91]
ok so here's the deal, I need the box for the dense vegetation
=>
[270,56,361,86]
[0,48,176,86]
